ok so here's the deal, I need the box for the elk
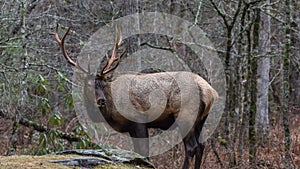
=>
[54,25,218,169]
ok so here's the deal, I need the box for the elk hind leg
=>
[194,115,208,169]
[194,143,205,169]
[182,133,198,169]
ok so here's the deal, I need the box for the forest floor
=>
[0,112,299,169]
[151,112,300,169]
[0,154,151,169]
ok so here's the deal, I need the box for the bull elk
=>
[54,25,218,169]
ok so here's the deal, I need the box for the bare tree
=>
[256,0,271,146]
[283,0,292,168]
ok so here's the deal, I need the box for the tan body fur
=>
[98,71,218,133]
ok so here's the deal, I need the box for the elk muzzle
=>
[96,97,106,107]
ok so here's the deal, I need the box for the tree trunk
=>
[248,8,259,165]
[256,0,271,145]
[290,0,300,114]
[283,0,292,168]
[237,3,248,164]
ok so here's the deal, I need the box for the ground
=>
[0,155,151,169]
[0,112,299,169]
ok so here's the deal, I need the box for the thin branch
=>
[209,0,229,29]
[231,0,243,30]
[210,139,224,168]
[0,63,18,72]
[194,0,203,25]
[141,41,176,53]
[0,108,100,148]
[28,63,82,88]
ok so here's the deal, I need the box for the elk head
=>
[54,24,128,119]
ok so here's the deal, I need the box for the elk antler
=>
[100,27,128,75]
[54,24,89,74]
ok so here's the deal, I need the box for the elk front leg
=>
[128,123,149,157]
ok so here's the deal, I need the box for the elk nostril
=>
[97,98,106,107]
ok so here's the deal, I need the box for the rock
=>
[54,149,155,168]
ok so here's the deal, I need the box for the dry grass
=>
[0,155,81,169]
[0,155,150,169]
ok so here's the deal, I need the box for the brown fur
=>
[54,24,218,169]
[84,71,218,169]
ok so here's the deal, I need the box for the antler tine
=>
[101,45,128,74]
[116,26,123,47]
[87,54,91,73]
[100,26,127,75]
[110,26,123,63]
[54,24,88,74]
